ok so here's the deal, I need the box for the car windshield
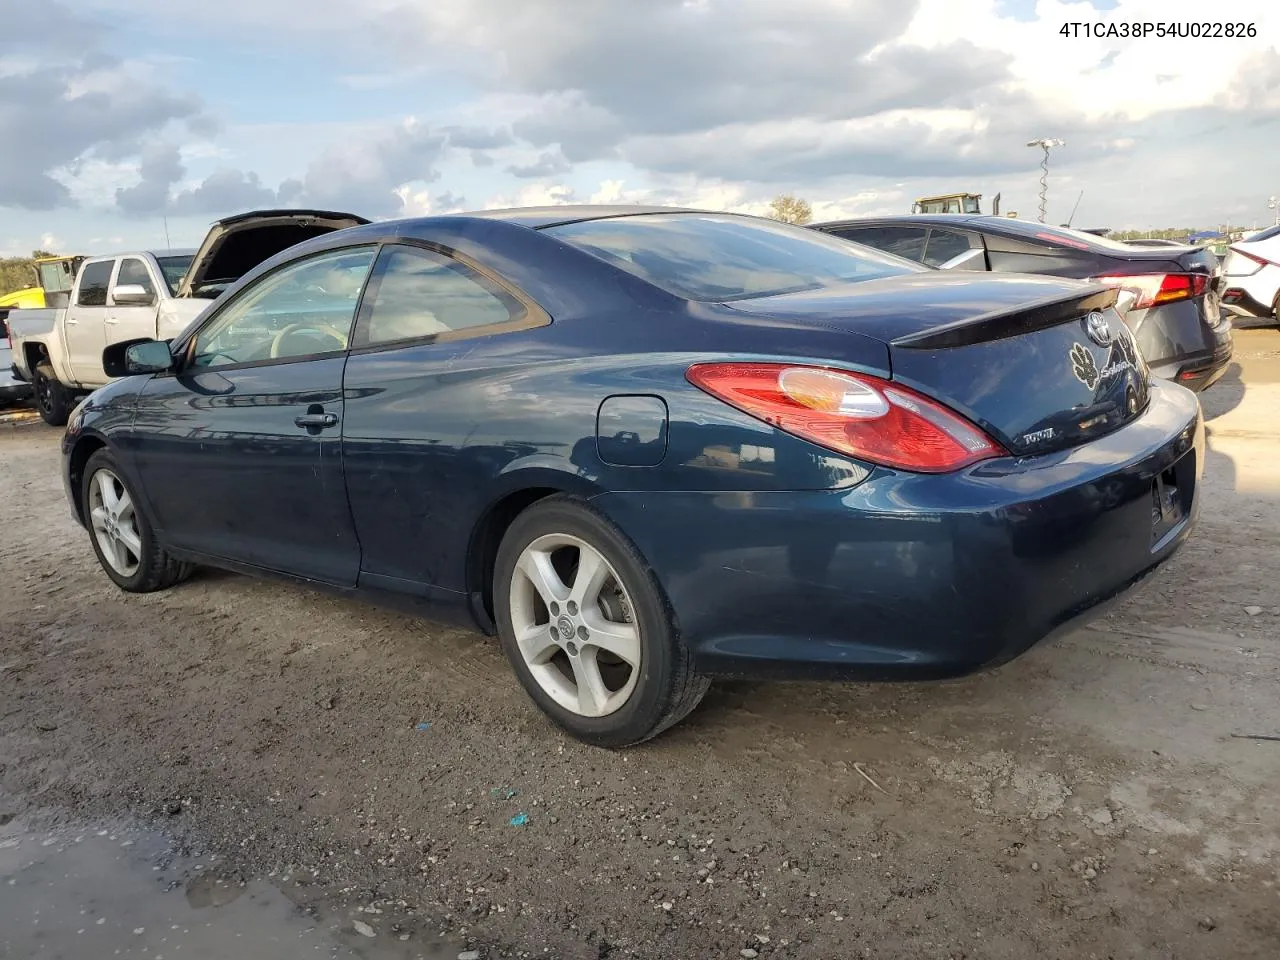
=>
[156,255,194,294]
[542,213,922,302]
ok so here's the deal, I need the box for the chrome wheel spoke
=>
[96,472,121,516]
[117,524,142,560]
[89,505,110,534]
[582,611,641,668]
[516,622,560,666]
[518,548,569,609]
[570,650,612,717]
[568,546,610,613]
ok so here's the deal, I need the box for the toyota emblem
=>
[1085,311,1113,346]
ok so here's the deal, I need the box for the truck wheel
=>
[33,363,71,426]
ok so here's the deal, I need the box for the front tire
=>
[493,496,710,748]
[33,363,71,426]
[82,449,192,593]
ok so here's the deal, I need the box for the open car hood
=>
[175,209,370,299]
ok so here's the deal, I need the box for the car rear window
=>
[542,213,922,302]
[987,219,1144,253]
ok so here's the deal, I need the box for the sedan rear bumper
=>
[592,380,1203,681]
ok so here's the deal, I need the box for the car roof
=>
[814,214,1124,242]
[815,213,987,230]
[84,248,198,262]
[448,204,707,229]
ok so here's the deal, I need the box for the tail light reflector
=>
[685,363,1005,473]
[1093,273,1208,310]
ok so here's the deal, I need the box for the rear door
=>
[63,259,115,385]
[106,257,162,358]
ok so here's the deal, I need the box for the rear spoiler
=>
[892,286,1118,350]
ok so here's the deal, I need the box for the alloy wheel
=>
[89,469,142,577]
[508,533,641,717]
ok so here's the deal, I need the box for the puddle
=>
[0,815,461,959]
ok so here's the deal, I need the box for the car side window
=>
[354,245,526,348]
[190,246,377,369]
[115,258,155,295]
[922,229,976,267]
[834,227,927,263]
[75,261,114,307]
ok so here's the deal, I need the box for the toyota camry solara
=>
[62,206,1202,747]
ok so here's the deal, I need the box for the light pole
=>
[1269,195,1279,226]
[1026,138,1065,223]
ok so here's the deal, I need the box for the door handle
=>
[105,317,120,325]
[65,317,78,325]
[294,412,339,429]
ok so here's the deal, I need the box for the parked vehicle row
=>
[0,315,33,407]
[62,205,1202,746]
[7,211,368,425]
[811,214,1234,392]
[1219,224,1280,325]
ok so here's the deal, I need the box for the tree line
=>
[0,251,57,298]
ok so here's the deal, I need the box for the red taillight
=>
[1093,272,1208,310]
[685,363,1005,473]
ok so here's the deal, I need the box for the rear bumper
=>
[1219,285,1274,319]
[592,380,1203,681]
[1138,298,1233,393]
[1167,317,1232,393]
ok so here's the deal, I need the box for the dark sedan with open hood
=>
[60,207,1202,746]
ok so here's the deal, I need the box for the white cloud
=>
[901,0,1276,120]
[485,183,577,208]
[8,0,1280,244]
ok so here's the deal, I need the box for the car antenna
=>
[1066,190,1084,228]
[163,215,173,252]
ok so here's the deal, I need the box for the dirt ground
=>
[2,327,1279,960]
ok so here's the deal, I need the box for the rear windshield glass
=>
[1245,225,1280,243]
[991,220,1150,253]
[542,213,922,302]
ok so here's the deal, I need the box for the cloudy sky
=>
[2,0,1277,256]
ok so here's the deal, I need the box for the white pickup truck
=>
[8,209,367,424]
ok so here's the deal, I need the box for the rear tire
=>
[493,495,710,748]
[82,449,193,593]
[33,363,71,426]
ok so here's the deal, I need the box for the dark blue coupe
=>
[62,206,1203,746]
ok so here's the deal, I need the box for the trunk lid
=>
[176,209,370,301]
[727,273,1151,457]
[1090,242,1220,284]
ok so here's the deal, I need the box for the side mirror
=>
[938,248,986,271]
[111,284,155,306]
[102,338,175,378]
